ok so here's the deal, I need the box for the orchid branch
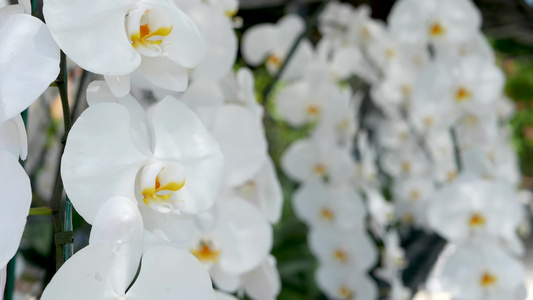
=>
[261,1,326,104]
[50,51,73,270]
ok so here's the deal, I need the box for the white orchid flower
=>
[412,56,504,118]
[177,2,237,84]
[43,0,205,96]
[388,0,481,48]
[281,137,355,184]
[241,14,313,80]
[318,1,354,43]
[462,136,521,186]
[42,197,215,299]
[0,116,30,270]
[353,132,380,189]
[181,196,272,293]
[427,174,525,255]
[239,255,281,300]
[346,4,386,46]
[309,226,378,273]
[365,188,394,237]
[216,291,238,300]
[390,276,411,300]
[381,140,430,178]
[316,264,378,300]
[219,67,263,118]
[375,230,407,282]
[192,103,268,187]
[293,181,366,230]
[62,82,224,242]
[0,4,60,124]
[276,68,347,128]
[440,243,524,300]
[234,157,283,224]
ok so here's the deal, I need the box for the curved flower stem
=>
[50,51,73,270]
[261,1,326,104]
[450,128,463,172]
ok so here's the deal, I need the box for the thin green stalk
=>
[450,128,463,172]
[261,1,327,104]
[4,257,15,300]
[50,51,73,270]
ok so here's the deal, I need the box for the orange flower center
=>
[333,249,348,263]
[191,239,220,263]
[480,272,497,288]
[429,22,446,37]
[130,23,173,49]
[320,208,335,221]
[468,212,486,228]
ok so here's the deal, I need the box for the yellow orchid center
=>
[267,54,283,69]
[468,212,486,228]
[429,22,446,37]
[142,176,185,207]
[306,104,321,117]
[333,249,348,263]
[386,48,396,59]
[401,85,412,96]
[403,213,414,224]
[313,163,328,176]
[401,161,411,174]
[480,272,497,288]
[423,116,434,128]
[191,239,221,263]
[455,87,473,102]
[447,171,458,182]
[320,208,335,221]
[409,189,420,201]
[338,286,353,299]
[130,23,173,50]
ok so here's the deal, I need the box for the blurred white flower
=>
[241,14,313,80]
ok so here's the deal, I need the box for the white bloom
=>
[375,230,406,282]
[43,0,205,96]
[42,197,215,299]
[62,84,224,241]
[281,136,354,184]
[0,116,31,269]
[241,14,313,80]
[440,243,524,300]
[309,226,377,272]
[293,181,366,230]
[427,175,524,254]
[0,5,60,124]
[182,196,272,292]
[234,157,283,224]
[388,0,481,48]
[240,255,281,300]
[316,264,378,300]
[178,2,237,83]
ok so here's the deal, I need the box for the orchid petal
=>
[61,103,147,223]
[149,97,225,215]
[0,150,31,268]
[0,14,60,123]
[126,246,215,300]
[43,0,140,75]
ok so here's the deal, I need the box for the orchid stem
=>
[3,256,15,300]
[50,51,73,270]
[450,128,463,172]
[261,1,326,104]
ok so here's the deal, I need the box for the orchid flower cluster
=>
[239,0,528,299]
[1,0,283,299]
[0,0,529,298]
